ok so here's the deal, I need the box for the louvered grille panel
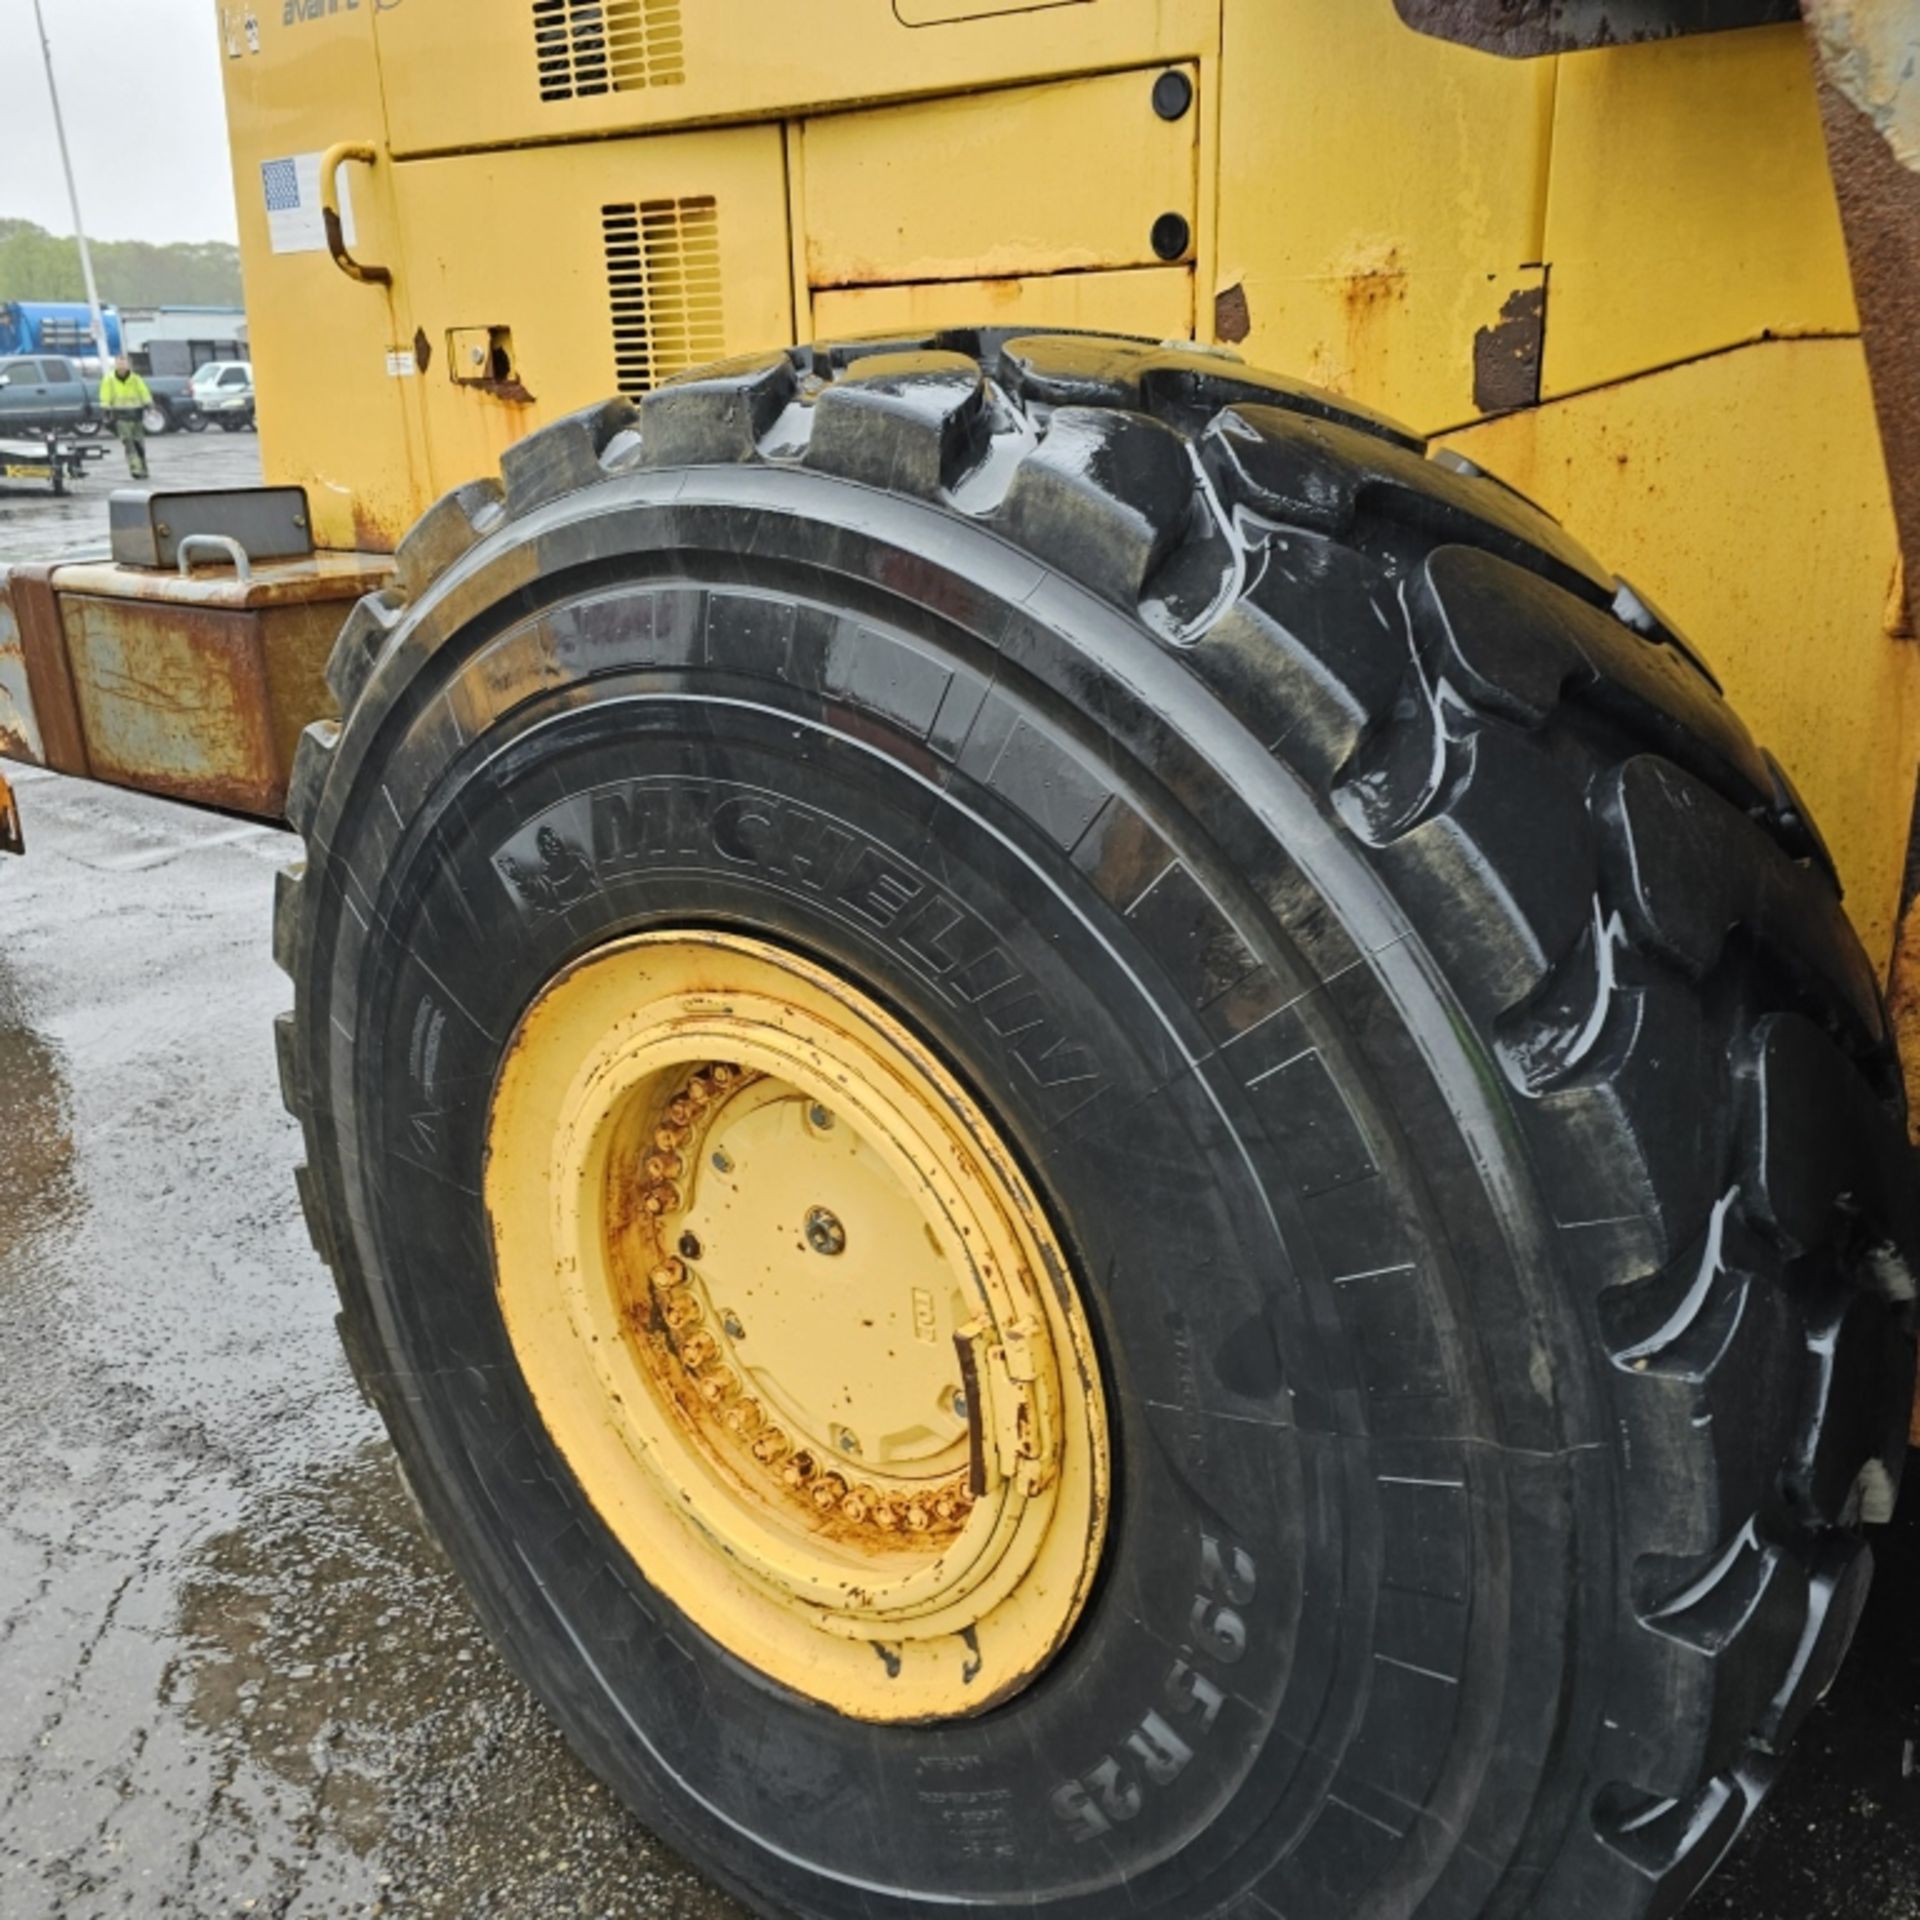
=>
[534,0,684,101]
[603,198,725,400]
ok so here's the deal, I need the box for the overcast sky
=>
[3,0,239,245]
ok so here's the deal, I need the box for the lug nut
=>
[752,1429,790,1465]
[783,1450,818,1487]
[650,1258,687,1289]
[662,1292,700,1330]
[812,1473,849,1511]
[698,1368,739,1406]
[712,1063,738,1088]
[806,1207,847,1257]
[646,1151,684,1181]
[681,1331,717,1369]
[904,1503,932,1534]
[842,1487,872,1523]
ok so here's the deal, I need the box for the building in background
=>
[119,304,248,376]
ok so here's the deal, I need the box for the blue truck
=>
[0,300,125,361]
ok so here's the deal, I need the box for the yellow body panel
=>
[214,0,1917,980]
[1540,26,1860,397]
[220,8,426,551]
[1444,338,1917,967]
[1215,0,1556,431]
[803,69,1197,289]
[814,267,1194,341]
[390,129,792,499]
[370,0,1216,157]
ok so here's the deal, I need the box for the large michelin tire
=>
[273,332,1918,1920]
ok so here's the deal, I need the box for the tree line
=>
[0,217,242,308]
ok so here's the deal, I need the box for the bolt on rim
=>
[485,931,1112,1722]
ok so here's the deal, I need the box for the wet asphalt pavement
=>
[0,766,745,1919]
[2,455,1919,1920]
[0,428,267,565]
[5,766,1918,1920]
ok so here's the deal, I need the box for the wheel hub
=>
[485,932,1110,1721]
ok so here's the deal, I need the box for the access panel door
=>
[387,126,793,502]
[372,0,1216,158]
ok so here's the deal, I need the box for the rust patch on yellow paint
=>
[1342,247,1409,368]
[1214,282,1252,345]
[351,498,406,558]
[1307,245,1411,399]
[1475,283,1547,415]
[1889,555,1915,639]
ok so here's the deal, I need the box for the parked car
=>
[188,360,255,432]
[0,355,89,432]
[1,354,203,439]
[141,376,202,435]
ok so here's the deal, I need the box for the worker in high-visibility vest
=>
[98,357,153,481]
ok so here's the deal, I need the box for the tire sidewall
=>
[303,479,1599,1920]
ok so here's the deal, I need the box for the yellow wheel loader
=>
[3,4,1919,1916]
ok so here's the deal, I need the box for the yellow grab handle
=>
[318,143,391,287]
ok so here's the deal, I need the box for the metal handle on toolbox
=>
[178,535,254,584]
[319,142,392,287]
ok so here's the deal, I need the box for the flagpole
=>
[30,0,111,370]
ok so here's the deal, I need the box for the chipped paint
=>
[1475,283,1547,413]
[1213,281,1252,345]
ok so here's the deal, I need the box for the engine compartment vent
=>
[534,0,684,101]
[603,198,724,398]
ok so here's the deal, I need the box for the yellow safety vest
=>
[99,371,152,413]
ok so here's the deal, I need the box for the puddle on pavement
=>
[176,1438,747,1918]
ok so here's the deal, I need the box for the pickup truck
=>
[0,355,200,435]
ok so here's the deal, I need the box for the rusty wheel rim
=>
[485,931,1111,1721]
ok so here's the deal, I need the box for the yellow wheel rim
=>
[485,931,1111,1722]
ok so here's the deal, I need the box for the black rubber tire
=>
[273,332,1919,1920]
[183,408,208,434]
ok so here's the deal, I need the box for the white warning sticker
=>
[262,152,355,257]
[385,350,418,378]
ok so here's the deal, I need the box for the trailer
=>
[0,428,104,496]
